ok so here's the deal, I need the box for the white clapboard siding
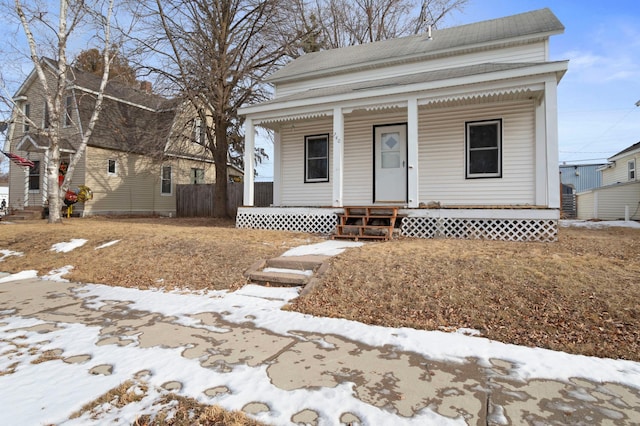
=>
[280,118,333,206]
[602,154,638,186]
[577,182,640,220]
[418,100,536,205]
[276,42,546,98]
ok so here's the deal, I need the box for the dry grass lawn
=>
[1,217,639,362]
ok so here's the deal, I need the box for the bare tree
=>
[133,0,303,217]
[3,0,117,223]
[291,0,468,52]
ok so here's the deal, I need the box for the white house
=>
[577,141,640,221]
[238,8,568,242]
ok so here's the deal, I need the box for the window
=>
[193,119,206,144]
[191,168,205,184]
[304,134,329,182]
[161,165,172,194]
[629,159,636,181]
[29,160,40,191]
[64,96,73,127]
[23,103,30,132]
[43,101,50,129]
[107,159,117,175]
[466,119,502,179]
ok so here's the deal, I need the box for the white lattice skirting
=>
[237,207,559,242]
[401,217,558,242]
[236,207,340,234]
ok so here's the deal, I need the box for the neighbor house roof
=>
[609,141,640,161]
[268,8,564,84]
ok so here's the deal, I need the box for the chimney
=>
[140,81,152,94]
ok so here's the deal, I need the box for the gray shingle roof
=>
[610,141,640,160]
[269,8,563,83]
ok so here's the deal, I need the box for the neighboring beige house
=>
[238,8,567,241]
[4,58,241,217]
[577,141,640,221]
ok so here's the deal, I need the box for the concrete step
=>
[247,270,311,286]
[265,255,328,271]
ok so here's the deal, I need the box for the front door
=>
[374,124,407,203]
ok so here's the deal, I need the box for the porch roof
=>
[240,60,568,122]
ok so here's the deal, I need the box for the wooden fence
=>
[176,182,273,217]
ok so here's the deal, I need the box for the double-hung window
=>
[629,159,636,181]
[43,102,50,129]
[304,134,329,183]
[191,168,205,184]
[161,165,172,195]
[29,161,40,191]
[466,119,502,179]
[108,159,117,175]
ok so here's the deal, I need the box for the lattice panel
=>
[237,211,338,234]
[401,217,558,242]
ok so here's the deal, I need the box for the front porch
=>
[237,206,559,242]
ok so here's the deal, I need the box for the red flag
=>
[3,151,35,168]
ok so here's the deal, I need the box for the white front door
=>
[374,124,407,203]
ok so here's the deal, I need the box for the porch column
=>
[243,117,255,206]
[534,98,547,205]
[544,79,560,209]
[273,130,281,206]
[407,96,419,208]
[332,107,344,207]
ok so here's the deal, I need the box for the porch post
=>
[243,117,255,206]
[332,107,344,207]
[273,130,281,206]
[407,96,419,208]
[534,98,547,205]
[544,79,560,209]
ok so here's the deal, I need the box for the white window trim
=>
[161,165,173,195]
[107,159,117,176]
[43,101,50,129]
[304,134,330,183]
[465,119,502,179]
[629,159,636,181]
[28,160,40,193]
[23,103,30,132]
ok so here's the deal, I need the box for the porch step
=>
[332,206,399,241]
[245,255,330,287]
[2,207,44,221]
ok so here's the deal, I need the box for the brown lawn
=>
[1,217,639,362]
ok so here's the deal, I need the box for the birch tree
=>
[8,0,116,223]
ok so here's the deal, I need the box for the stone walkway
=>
[1,274,639,425]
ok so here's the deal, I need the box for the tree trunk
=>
[47,144,62,223]
[213,120,229,218]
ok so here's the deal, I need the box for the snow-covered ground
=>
[1,227,639,425]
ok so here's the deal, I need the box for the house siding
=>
[577,181,640,220]
[82,146,216,215]
[602,152,639,186]
[276,42,547,98]
[279,118,333,206]
[419,100,535,205]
